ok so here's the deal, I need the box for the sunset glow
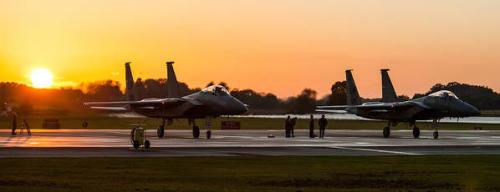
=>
[1,0,499,97]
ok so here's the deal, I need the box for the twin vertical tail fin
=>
[166,61,181,98]
[381,69,398,102]
[345,70,361,105]
[125,62,135,101]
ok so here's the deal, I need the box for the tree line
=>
[0,79,498,116]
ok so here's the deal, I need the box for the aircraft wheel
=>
[413,127,420,138]
[206,130,212,139]
[144,140,151,149]
[433,131,439,139]
[132,140,140,149]
[383,127,390,138]
[157,127,165,138]
[192,126,200,139]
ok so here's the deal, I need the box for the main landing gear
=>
[190,118,212,139]
[384,121,422,139]
[383,126,390,138]
[410,121,420,138]
[411,120,439,139]
[412,126,420,138]
[384,120,438,139]
[189,118,200,139]
[157,118,172,138]
[383,121,396,138]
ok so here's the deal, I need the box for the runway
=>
[1,129,500,157]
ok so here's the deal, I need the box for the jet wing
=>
[88,106,128,111]
[317,105,352,110]
[315,109,348,113]
[85,98,205,115]
[84,98,183,106]
[317,101,429,112]
[84,98,188,110]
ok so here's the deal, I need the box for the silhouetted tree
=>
[18,101,33,115]
[397,95,410,101]
[230,89,283,113]
[206,81,215,87]
[0,79,497,116]
[134,78,146,100]
[219,82,230,90]
[285,88,317,114]
[328,81,347,105]
[143,79,167,98]
[177,82,194,96]
[86,80,123,101]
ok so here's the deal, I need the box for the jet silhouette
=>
[85,62,248,138]
[317,69,480,139]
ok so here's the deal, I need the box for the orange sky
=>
[1,0,499,98]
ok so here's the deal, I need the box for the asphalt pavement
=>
[1,129,500,157]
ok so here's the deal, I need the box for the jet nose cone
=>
[470,105,481,116]
[230,98,248,114]
[462,103,480,117]
[238,103,249,114]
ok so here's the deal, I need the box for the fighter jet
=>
[317,69,480,139]
[85,62,248,138]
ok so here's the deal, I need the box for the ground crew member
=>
[309,115,315,138]
[82,120,88,128]
[11,114,17,135]
[319,115,328,138]
[285,116,291,138]
[290,117,297,137]
[22,119,31,136]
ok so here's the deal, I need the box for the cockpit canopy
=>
[202,85,230,96]
[428,90,459,99]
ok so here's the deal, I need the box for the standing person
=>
[5,103,17,135]
[11,114,17,135]
[23,119,31,136]
[309,115,315,138]
[12,114,17,135]
[285,116,291,138]
[318,115,328,138]
[82,120,88,128]
[290,117,297,137]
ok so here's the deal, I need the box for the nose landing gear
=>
[157,119,165,138]
[205,116,213,140]
[432,119,440,139]
[383,126,390,138]
[433,131,439,139]
[412,126,420,138]
[192,125,200,139]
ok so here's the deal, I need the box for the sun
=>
[30,68,53,88]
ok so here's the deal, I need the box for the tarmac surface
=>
[1,129,500,157]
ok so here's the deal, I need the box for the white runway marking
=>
[331,146,421,155]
